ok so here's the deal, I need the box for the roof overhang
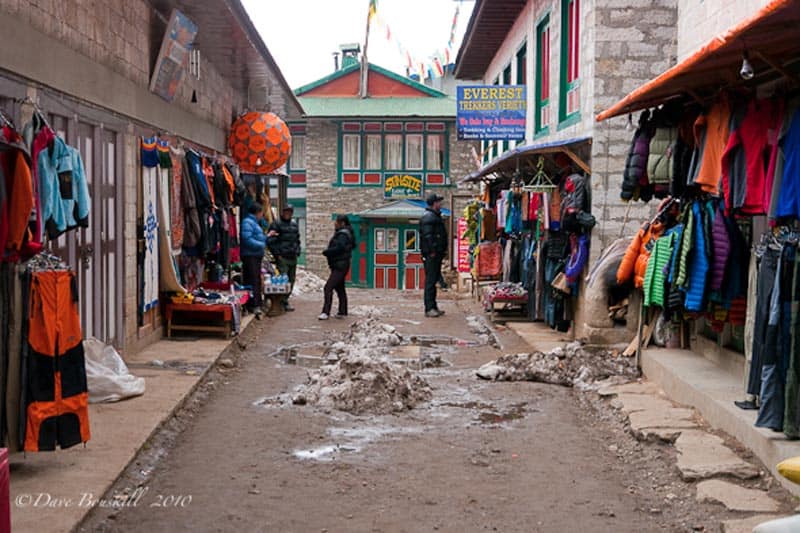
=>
[460,136,592,184]
[358,200,451,219]
[454,0,528,80]
[596,0,800,122]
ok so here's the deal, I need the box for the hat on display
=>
[426,193,445,206]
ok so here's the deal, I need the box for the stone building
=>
[291,50,477,289]
[0,0,302,353]
[453,0,679,341]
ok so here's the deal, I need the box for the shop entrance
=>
[372,224,424,290]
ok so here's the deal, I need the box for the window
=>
[560,0,580,123]
[405,229,418,251]
[386,228,399,251]
[516,42,527,85]
[536,15,551,134]
[365,134,382,169]
[290,135,306,169]
[406,134,423,170]
[502,64,511,85]
[427,134,444,170]
[342,134,360,169]
[385,134,403,169]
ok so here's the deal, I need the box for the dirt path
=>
[79,289,780,532]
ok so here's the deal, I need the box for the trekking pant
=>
[423,254,443,312]
[322,268,349,315]
[25,270,90,451]
[242,255,263,310]
[276,256,297,307]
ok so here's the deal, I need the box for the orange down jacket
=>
[616,221,665,289]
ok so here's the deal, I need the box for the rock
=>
[695,479,780,512]
[218,358,234,369]
[722,515,789,533]
[634,427,685,443]
[248,488,261,495]
[597,381,663,397]
[476,363,504,380]
[610,393,675,413]
[151,359,164,367]
[628,408,698,433]
[675,431,759,481]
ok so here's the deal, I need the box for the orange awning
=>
[596,0,800,122]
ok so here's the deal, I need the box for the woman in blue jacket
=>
[240,202,267,319]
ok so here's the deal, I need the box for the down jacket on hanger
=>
[616,220,665,289]
[621,110,652,202]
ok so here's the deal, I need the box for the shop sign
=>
[149,9,198,102]
[456,85,526,141]
[384,174,423,199]
[457,218,471,273]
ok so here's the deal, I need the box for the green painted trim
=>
[559,0,580,123]
[287,198,306,208]
[533,127,551,140]
[557,112,581,131]
[294,62,447,98]
[515,41,527,85]
[535,14,550,134]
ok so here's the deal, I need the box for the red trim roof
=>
[596,0,800,121]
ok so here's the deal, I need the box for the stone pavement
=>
[508,320,795,530]
[9,315,253,533]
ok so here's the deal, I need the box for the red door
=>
[373,227,399,289]
[403,228,424,290]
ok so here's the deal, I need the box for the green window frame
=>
[516,42,527,85]
[559,0,580,126]
[535,15,551,135]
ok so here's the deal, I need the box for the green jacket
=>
[643,228,680,308]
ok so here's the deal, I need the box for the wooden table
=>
[487,294,529,322]
[165,292,249,338]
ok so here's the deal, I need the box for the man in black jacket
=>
[319,215,355,320]
[267,205,301,311]
[419,193,448,317]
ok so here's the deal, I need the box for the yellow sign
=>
[384,174,422,198]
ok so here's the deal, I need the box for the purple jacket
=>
[709,206,730,291]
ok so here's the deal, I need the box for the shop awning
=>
[460,135,592,183]
[596,0,800,122]
[357,199,451,219]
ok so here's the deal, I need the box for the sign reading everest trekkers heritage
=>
[456,85,526,141]
[384,174,423,199]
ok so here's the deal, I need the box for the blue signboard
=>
[456,85,526,141]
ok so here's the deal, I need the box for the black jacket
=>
[267,217,301,259]
[323,226,355,271]
[419,207,447,258]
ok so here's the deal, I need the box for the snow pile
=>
[292,353,432,414]
[476,341,637,390]
[294,316,431,414]
[292,267,326,295]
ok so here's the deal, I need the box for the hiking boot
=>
[334,313,347,319]
[255,310,263,320]
[435,308,445,316]
[284,303,295,312]
[318,313,329,320]
[425,309,442,318]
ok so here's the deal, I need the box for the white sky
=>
[242,0,475,89]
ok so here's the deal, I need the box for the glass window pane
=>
[343,135,360,169]
[375,229,385,251]
[386,229,399,251]
[426,134,444,170]
[406,134,423,170]
[365,134,381,169]
[385,134,402,169]
[405,229,417,251]
[291,136,306,169]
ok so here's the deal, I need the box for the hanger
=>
[522,156,557,193]
[0,109,14,129]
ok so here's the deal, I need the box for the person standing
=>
[267,205,301,311]
[240,202,266,319]
[319,215,355,320]
[420,193,448,317]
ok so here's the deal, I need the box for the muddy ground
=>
[79,289,795,532]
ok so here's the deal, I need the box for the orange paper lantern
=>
[228,112,292,173]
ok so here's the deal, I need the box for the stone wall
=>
[677,0,771,61]
[304,118,478,278]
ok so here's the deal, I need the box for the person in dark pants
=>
[420,193,448,317]
[267,205,301,311]
[319,215,356,320]
[240,202,267,319]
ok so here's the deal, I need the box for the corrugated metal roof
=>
[454,0,528,80]
[298,97,456,118]
[358,200,451,219]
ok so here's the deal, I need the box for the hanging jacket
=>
[643,226,680,308]
[323,226,355,271]
[688,97,731,194]
[647,112,678,199]
[180,155,201,249]
[683,202,710,311]
[239,214,266,257]
[38,136,91,240]
[621,110,652,201]
[616,220,665,289]
[708,205,731,292]
[0,128,34,255]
